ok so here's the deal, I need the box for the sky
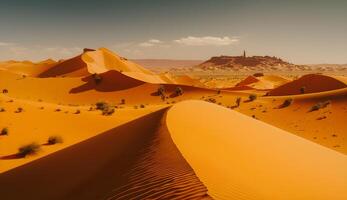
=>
[0,0,346,64]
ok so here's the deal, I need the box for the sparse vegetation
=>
[96,101,108,110]
[1,127,8,135]
[309,100,331,112]
[74,109,81,114]
[18,143,41,157]
[236,97,241,107]
[0,107,5,112]
[2,89,8,93]
[278,98,293,108]
[93,73,102,84]
[175,87,184,96]
[102,107,115,115]
[121,99,126,104]
[248,94,257,101]
[15,107,23,113]
[95,101,115,115]
[55,108,61,112]
[140,104,145,108]
[157,85,166,100]
[47,136,63,145]
[300,86,306,94]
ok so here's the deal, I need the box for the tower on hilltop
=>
[243,50,246,58]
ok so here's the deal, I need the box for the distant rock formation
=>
[197,55,311,72]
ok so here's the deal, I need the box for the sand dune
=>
[166,100,347,200]
[38,54,89,77]
[235,75,290,90]
[0,108,210,200]
[0,59,56,76]
[269,74,347,96]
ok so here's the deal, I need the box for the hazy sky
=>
[0,0,346,64]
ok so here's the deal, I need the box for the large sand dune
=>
[0,108,210,200]
[269,74,347,96]
[1,100,347,199]
[166,100,347,200]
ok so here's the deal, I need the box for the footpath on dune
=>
[0,108,210,200]
[269,74,347,96]
[165,100,347,200]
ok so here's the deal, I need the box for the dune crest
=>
[166,100,347,200]
[269,74,347,96]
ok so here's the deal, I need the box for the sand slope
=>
[269,74,347,96]
[235,75,290,90]
[0,108,210,199]
[166,100,347,200]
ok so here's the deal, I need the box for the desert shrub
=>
[248,94,257,101]
[157,85,165,96]
[279,98,293,108]
[300,86,306,94]
[140,104,145,108]
[55,108,61,112]
[0,107,5,112]
[206,98,216,103]
[15,107,23,113]
[18,143,41,157]
[92,73,102,84]
[217,90,221,94]
[74,109,81,114]
[1,127,8,135]
[2,89,8,93]
[121,99,126,104]
[47,136,63,145]
[309,100,331,112]
[175,87,184,96]
[102,107,115,116]
[253,72,264,77]
[96,101,108,110]
[236,97,241,107]
[96,101,115,115]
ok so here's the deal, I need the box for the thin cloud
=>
[0,42,16,46]
[139,39,163,47]
[174,36,239,46]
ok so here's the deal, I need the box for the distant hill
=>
[197,55,311,71]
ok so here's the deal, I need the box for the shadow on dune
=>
[0,108,210,200]
[38,55,87,78]
[69,70,145,93]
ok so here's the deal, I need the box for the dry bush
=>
[47,136,63,145]
[18,143,41,157]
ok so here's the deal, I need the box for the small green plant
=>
[278,98,293,108]
[1,127,8,135]
[236,97,241,107]
[18,143,41,157]
[248,94,257,101]
[47,136,63,145]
